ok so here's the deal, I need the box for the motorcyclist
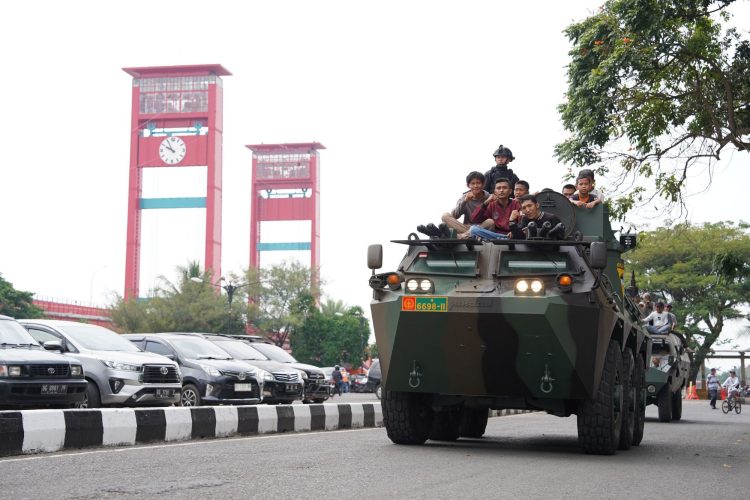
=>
[483,145,519,195]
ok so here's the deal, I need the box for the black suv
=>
[227,335,332,403]
[123,333,262,407]
[199,335,304,404]
[0,315,87,408]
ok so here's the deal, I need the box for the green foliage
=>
[292,305,370,368]
[246,261,318,347]
[110,261,240,333]
[626,221,750,379]
[0,273,43,319]
[557,0,749,217]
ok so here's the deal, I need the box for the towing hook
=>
[409,360,422,388]
[540,364,556,394]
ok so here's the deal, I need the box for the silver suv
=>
[21,320,181,408]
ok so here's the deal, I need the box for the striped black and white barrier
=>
[0,403,382,458]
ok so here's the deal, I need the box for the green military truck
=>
[367,191,651,455]
[646,333,690,422]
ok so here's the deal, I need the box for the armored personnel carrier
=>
[367,191,651,455]
[646,333,690,422]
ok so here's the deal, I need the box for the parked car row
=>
[322,360,382,399]
[0,315,333,410]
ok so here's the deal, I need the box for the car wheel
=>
[618,347,635,450]
[577,339,624,455]
[375,384,382,400]
[76,381,101,409]
[180,384,201,407]
[312,398,326,404]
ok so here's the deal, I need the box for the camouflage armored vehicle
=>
[646,333,690,422]
[367,191,651,455]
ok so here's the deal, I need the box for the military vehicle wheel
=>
[631,356,646,446]
[657,388,672,422]
[577,340,624,455]
[618,347,635,450]
[382,391,433,445]
[671,390,682,421]
[430,409,462,441]
[459,407,489,438]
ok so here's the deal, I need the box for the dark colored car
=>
[228,335,332,403]
[123,333,262,407]
[0,315,87,409]
[199,335,304,404]
[366,359,382,399]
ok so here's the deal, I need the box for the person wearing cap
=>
[707,368,721,409]
[483,145,519,195]
[722,370,741,402]
[642,301,672,334]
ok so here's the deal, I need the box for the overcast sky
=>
[2,1,748,367]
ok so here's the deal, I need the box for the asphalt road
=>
[1,400,747,499]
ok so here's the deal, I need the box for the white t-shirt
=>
[723,376,739,389]
[644,310,671,328]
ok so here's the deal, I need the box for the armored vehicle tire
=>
[631,357,646,446]
[671,390,682,421]
[459,408,489,438]
[430,409,462,441]
[657,388,672,422]
[383,390,434,445]
[618,347,635,450]
[577,340,624,455]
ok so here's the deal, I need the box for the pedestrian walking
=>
[707,367,720,409]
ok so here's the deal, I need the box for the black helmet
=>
[493,144,515,161]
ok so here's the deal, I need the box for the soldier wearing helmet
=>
[484,145,519,196]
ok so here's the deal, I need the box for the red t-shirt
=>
[471,198,521,233]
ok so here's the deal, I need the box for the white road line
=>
[0,427,385,464]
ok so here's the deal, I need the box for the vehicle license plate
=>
[401,296,448,312]
[41,384,67,395]
[235,383,253,392]
[286,383,299,392]
[155,389,174,398]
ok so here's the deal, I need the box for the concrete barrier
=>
[0,403,382,458]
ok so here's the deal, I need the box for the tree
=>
[246,261,318,347]
[110,261,240,333]
[292,305,370,367]
[0,273,43,319]
[556,0,749,217]
[626,222,750,381]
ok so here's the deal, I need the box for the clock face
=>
[159,136,187,165]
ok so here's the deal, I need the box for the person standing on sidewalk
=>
[707,368,721,409]
[332,366,343,397]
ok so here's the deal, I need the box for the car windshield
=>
[59,324,140,351]
[499,252,572,276]
[170,337,232,360]
[212,340,268,360]
[250,343,297,363]
[0,320,40,346]
[406,251,477,277]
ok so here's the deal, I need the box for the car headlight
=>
[101,360,142,372]
[257,369,274,382]
[515,279,545,296]
[70,365,83,377]
[198,364,222,377]
[297,370,308,380]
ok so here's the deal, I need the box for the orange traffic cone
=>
[686,381,698,400]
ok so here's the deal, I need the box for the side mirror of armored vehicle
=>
[589,241,607,269]
[668,355,675,365]
[367,244,383,270]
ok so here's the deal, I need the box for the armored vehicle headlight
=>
[419,279,432,291]
[515,279,544,296]
[406,279,420,292]
[647,385,656,393]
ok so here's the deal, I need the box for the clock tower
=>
[122,64,231,300]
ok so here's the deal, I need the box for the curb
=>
[490,409,534,417]
[0,403,382,458]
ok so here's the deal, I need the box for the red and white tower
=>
[246,143,325,279]
[123,64,230,299]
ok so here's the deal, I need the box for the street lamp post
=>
[190,277,258,333]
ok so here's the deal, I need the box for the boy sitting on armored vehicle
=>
[508,194,564,239]
[439,171,494,236]
[465,178,520,240]
[570,173,602,209]
[514,179,530,199]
